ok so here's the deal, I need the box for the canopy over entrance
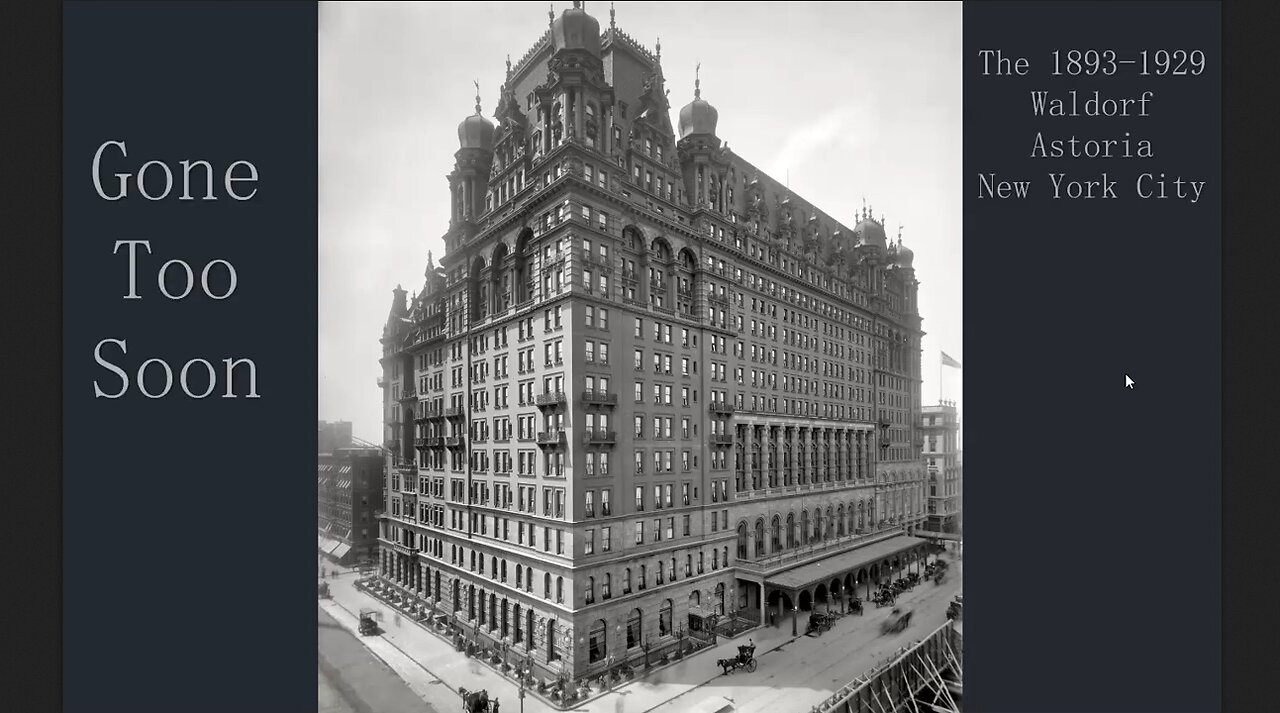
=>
[765,534,928,591]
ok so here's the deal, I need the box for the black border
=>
[1222,2,1280,712]
[2,0,62,710]
[3,1,1274,711]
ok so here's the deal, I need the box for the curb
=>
[321,599,456,707]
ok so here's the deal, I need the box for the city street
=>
[317,553,962,713]
[319,606,441,713]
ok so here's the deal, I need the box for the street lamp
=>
[516,659,528,713]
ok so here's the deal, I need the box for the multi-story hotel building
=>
[922,402,962,535]
[375,2,930,682]
[319,445,385,564]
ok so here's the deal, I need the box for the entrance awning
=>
[331,542,352,560]
[920,531,963,541]
[765,534,928,590]
[319,535,341,554]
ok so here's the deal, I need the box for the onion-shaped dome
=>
[896,241,915,268]
[678,66,718,138]
[458,91,495,151]
[854,218,888,251]
[551,1,601,57]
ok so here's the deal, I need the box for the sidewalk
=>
[318,550,962,713]
[322,573,800,713]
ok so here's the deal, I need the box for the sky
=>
[319,1,963,444]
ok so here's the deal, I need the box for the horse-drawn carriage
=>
[716,641,758,675]
[872,589,896,608]
[358,609,379,636]
[849,597,863,615]
[459,687,500,713]
[880,608,913,636]
[806,612,834,636]
[947,594,963,621]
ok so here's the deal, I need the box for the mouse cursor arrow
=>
[1125,374,1134,389]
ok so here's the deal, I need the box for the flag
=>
[941,352,962,369]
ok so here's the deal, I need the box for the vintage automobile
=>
[358,609,379,636]
[806,612,834,636]
[880,608,914,636]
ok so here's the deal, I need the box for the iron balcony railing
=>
[535,392,567,407]
[581,390,619,406]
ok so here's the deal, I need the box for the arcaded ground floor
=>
[319,551,963,713]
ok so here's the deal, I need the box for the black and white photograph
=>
[318,2,963,711]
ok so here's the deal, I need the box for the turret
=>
[449,84,495,225]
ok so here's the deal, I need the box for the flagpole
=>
[939,352,944,404]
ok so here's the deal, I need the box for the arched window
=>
[624,567,632,594]
[603,573,612,600]
[691,590,701,607]
[516,565,523,589]
[544,572,551,598]
[786,513,796,548]
[557,576,564,603]
[736,521,748,559]
[639,564,647,590]
[588,618,607,663]
[586,576,595,604]
[659,599,673,636]
[826,506,834,539]
[771,515,781,550]
[526,608,535,650]
[547,620,559,661]
[626,608,642,648]
[513,604,523,644]
[754,518,765,556]
[801,511,810,545]
[489,592,497,631]
[715,583,725,615]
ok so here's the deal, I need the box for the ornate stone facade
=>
[374,2,927,683]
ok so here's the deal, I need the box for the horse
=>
[459,686,490,713]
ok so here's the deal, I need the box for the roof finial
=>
[473,80,482,114]
[898,225,904,242]
[609,2,616,29]
[694,62,701,99]
[427,250,435,269]
[861,196,867,220]
[506,54,512,79]
[656,37,662,61]
[548,4,554,26]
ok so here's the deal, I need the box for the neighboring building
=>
[375,2,929,682]
[921,402,961,535]
[319,420,353,454]
[319,446,384,564]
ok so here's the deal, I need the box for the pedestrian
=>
[394,612,401,628]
